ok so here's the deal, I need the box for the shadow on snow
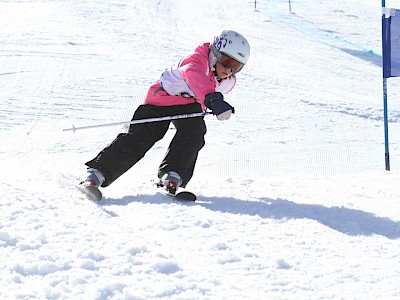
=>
[102,193,400,240]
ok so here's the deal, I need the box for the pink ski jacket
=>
[144,43,236,110]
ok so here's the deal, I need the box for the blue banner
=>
[383,9,400,78]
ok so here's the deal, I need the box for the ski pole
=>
[63,112,211,133]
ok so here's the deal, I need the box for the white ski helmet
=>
[210,30,250,70]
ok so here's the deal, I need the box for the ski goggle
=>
[218,53,244,74]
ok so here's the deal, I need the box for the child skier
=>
[78,30,251,200]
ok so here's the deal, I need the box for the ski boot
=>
[158,171,182,195]
[77,168,105,201]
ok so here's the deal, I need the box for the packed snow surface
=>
[1,0,400,299]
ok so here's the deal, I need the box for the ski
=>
[156,181,196,201]
[162,190,197,201]
[76,183,103,201]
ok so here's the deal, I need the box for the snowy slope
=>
[1,0,400,299]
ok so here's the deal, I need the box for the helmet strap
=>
[213,68,222,83]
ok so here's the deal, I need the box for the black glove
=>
[204,92,235,121]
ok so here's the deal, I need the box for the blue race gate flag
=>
[383,8,400,78]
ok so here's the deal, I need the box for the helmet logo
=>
[215,37,227,50]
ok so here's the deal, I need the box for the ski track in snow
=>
[1,0,400,299]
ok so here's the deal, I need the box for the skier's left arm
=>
[204,91,234,121]
[177,55,236,118]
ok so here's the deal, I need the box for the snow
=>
[1,0,400,299]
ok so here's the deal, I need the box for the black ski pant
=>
[85,103,206,188]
